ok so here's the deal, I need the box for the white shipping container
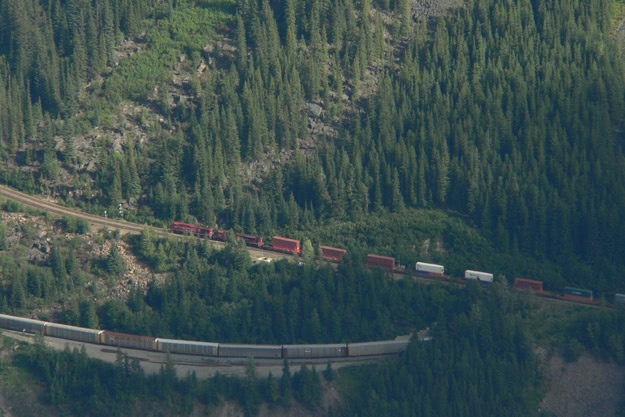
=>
[464,270,494,283]
[415,262,445,275]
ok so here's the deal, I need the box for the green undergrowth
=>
[104,0,235,104]
[610,0,625,34]
[295,208,579,293]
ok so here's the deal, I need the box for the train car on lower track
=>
[0,314,46,334]
[103,331,157,351]
[347,339,410,357]
[45,322,104,344]
[156,338,219,356]
[282,344,347,359]
[218,344,282,359]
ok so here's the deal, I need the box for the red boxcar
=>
[169,222,213,237]
[236,233,264,247]
[169,222,198,234]
[367,254,395,270]
[213,230,227,241]
[195,226,213,237]
[514,278,544,294]
[272,236,301,254]
[320,245,347,261]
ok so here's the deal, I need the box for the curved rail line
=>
[0,184,611,309]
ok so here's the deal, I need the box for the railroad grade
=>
[0,185,289,261]
[0,185,616,310]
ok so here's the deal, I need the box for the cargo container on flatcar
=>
[563,287,593,302]
[218,344,282,358]
[0,314,46,334]
[156,339,218,356]
[348,339,409,356]
[615,294,625,304]
[272,236,300,254]
[103,331,157,351]
[45,322,104,344]
[514,278,544,294]
[464,270,494,283]
[366,254,395,270]
[320,245,347,261]
[415,262,445,276]
[283,344,347,358]
[235,233,264,247]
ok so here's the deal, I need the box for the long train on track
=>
[169,222,625,309]
[0,313,412,360]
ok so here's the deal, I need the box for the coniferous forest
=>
[1,0,625,293]
[1,0,625,415]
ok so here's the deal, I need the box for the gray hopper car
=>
[283,344,347,358]
[0,314,46,334]
[157,339,218,356]
[45,322,103,344]
[218,343,282,358]
[348,339,410,356]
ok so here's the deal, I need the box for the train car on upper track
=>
[320,245,347,261]
[415,262,445,276]
[235,233,264,247]
[514,278,544,294]
[563,287,593,303]
[465,270,494,284]
[271,236,301,254]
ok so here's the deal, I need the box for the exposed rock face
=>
[540,351,625,417]
[411,0,461,19]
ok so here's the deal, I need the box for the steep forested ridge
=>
[2,0,624,293]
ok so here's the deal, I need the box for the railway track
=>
[0,185,289,261]
[0,185,146,234]
[0,185,608,309]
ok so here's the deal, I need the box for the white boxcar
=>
[156,339,218,356]
[464,270,494,283]
[0,314,46,334]
[415,262,445,275]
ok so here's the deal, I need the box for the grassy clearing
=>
[104,0,235,103]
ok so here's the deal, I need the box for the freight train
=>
[0,314,410,359]
[168,222,623,306]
